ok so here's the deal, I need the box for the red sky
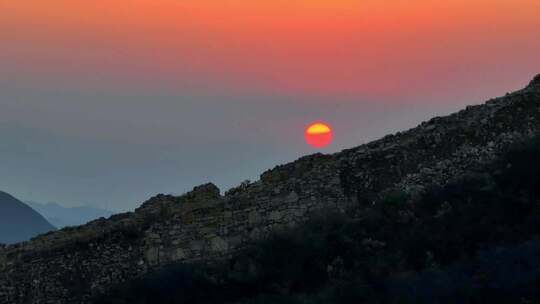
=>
[2,0,540,101]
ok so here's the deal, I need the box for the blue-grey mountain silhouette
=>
[0,191,55,244]
[26,201,114,228]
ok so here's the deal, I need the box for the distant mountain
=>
[26,201,115,228]
[0,191,55,244]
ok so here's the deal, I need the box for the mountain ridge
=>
[0,191,55,245]
[1,74,539,303]
[25,201,115,229]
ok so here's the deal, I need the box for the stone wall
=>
[0,75,539,304]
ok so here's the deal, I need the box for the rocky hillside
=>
[1,74,539,303]
[0,191,55,245]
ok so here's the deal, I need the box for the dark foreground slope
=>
[96,136,540,304]
[1,75,540,303]
[0,191,55,244]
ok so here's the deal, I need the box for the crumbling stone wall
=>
[0,75,539,304]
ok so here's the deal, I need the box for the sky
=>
[1,0,539,211]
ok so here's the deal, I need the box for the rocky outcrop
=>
[530,74,540,89]
[1,75,540,303]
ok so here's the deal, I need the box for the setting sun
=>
[305,122,333,148]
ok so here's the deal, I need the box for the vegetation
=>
[94,137,540,304]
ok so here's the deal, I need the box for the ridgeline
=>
[1,75,540,303]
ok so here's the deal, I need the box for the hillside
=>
[0,191,55,244]
[0,74,539,303]
[96,136,540,303]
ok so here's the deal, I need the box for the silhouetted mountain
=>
[26,201,115,228]
[1,74,540,303]
[0,191,55,244]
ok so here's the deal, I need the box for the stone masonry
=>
[0,75,539,303]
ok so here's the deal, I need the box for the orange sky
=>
[1,0,540,100]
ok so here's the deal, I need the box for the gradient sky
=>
[1,0,539,211]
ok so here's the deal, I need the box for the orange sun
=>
[305,122,334,148]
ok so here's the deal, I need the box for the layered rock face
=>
[1,75,540,303]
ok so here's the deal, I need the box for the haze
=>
[1,0,539,211]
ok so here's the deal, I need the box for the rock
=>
[529,74,540,88]
[1,74,540,303]
[210,237,228,252]
[284,191,299,203]
[248,210,261,226]
[173,248,186,260]
[269,211,282,221]
[144,247,160,265]
[189,183,221,201]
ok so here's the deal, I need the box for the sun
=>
[305,122,334,148]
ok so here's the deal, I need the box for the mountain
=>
[0,191,55,244]
[0,74,539,303]
[26,201,115,228]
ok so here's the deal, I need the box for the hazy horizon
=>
[1,0,539,211]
